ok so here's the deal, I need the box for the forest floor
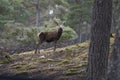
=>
[0,38,114,80]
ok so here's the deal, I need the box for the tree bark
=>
[108,27,120,80]
[87,0,112,80]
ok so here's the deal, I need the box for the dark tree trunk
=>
[108,27,120,80]
[87,0,112,80]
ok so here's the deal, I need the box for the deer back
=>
[45,30,58,42]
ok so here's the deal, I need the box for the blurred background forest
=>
[0,0,119,54]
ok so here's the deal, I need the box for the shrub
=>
[17,27,39,46]
[60,27,78,42]
[0,21,78,51]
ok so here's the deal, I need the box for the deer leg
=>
[35,41,40,54]
[53,41,57,52]
[38,43,41,53]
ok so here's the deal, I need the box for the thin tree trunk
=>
[78,18,82,43]
[85,25,89,41]
[87,0,112,80]
[78,23,82,43]
[35,0,40,27]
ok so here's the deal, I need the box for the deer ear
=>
[37,32,44,37]
[39,32,44,36]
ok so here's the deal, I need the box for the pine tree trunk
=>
[87,0,112,80]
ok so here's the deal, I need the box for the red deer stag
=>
[34,21,64,54]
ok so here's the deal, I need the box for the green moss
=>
[11,62,27,69]
[31,57,38,61]
[19,51,34,55]
[64,71,80,76]
[73,64,87,69]
[11,54,19,58]
[64,70,86,76]
[71,65,82,69]
[11,65,22,69]
[0,37,115,78]
[64,66,86,76]
[57,60,70,66]
[0,58,12,64]
[25,63,36,70]
[64,68,80,76]
[11,62,36,72]
[40,59,55,63]
[15,71,28,76]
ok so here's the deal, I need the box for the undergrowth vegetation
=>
[0,21,78,51]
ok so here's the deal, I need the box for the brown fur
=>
[35,27,63,54]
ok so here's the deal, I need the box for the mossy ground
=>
[0,38,114,80]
